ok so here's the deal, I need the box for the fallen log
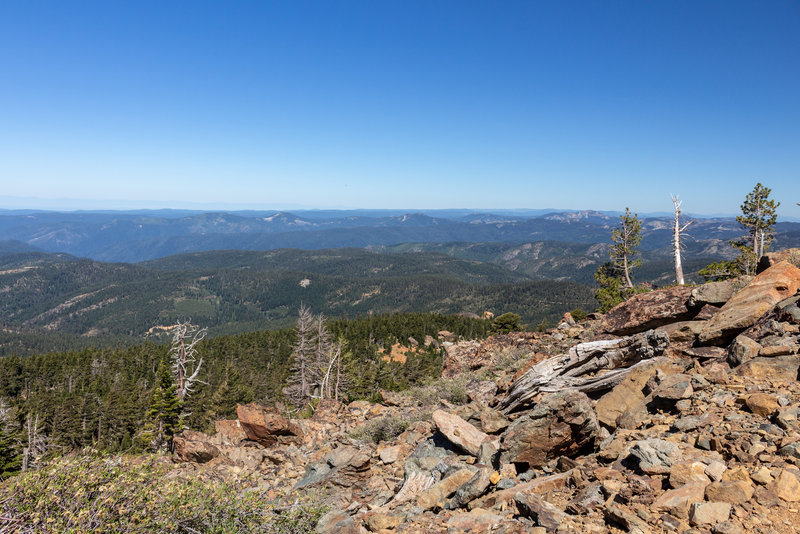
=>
[502,329,669,413]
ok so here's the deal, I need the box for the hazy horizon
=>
[2,2,798,217]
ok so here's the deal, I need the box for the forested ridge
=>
[0,313,488,463]
[0,247,595,355]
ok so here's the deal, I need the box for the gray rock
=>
[689,276,752,307]
[628,439,682,474]
[727,335,762,367]
[514,492,567,531]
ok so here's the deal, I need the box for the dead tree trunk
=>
[671,195,694,286]
[502,329,669,413]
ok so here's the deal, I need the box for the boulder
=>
[501,391,597,469]
[689,276,752,307]
[599,286,695,335]
[699,261,800,345]
[653,483,707,518]
[236,403,302,446]
[441,340,482,378]
[704,481,754,504]
[727,335,761,367]
[444,332,540,378]
[689,502,731,526]
[432,410,498,457]
[446,467,494,509]
[173,430,220,463]
[769,469,800,501]
[514,492,567,531]
[595,360,673,428]
[213,419,248,446]
[745,392,779,416]
[627,439,684,475]
[735,356,800,383]
[417,468,476,510]
[660,321,706,343]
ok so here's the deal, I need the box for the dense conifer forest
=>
[0,313,488,468]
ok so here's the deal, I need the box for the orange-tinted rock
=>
[599,286,695,336]
[432,409,497,456]
[214,419,248,446]
[173,430,220,463]
[699,261,800,345]
[236,403,302,446]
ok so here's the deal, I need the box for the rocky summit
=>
[171,260,800,533]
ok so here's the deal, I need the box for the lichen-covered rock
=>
[501,390,597,468]
[699,261,800,345]
[599,286,696,336]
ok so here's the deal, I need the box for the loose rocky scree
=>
[171,257,800,533]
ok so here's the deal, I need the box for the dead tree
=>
[21,412,47,472]
[671,195,694,285]
[169,321,207,401]
[502,329,669,413]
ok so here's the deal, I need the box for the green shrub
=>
[0,453,327,533]
[401,376,469,407]
[351,416,409,444]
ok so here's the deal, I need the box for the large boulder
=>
[599,286,696,336]
[213,419,248,446]
[689,276,752,307]
[432,409,498,457]
[595,359,673,428]
[236,403,302,447]
[173,430,220,463]
[501,390,597,469]
[699,261,800,345]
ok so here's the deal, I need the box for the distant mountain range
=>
[1,209,798,263]
[0,247,595,351]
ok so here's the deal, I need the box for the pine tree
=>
[139,362,183,453]
[701,183,780,279]
[736,182,779,273]
[610,207,642,288]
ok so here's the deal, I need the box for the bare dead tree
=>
[285,305,316,405]
[169,321,207,401]
[671,195,694,285]
[21,412,47,472]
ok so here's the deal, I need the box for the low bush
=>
[0,453,327,533]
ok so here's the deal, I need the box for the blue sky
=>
[1,1,798,216]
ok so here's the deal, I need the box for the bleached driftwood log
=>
[502,329,669,413]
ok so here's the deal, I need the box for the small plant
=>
[350,415,410,444]
[400,376,470,408]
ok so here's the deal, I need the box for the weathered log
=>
[502,329,669,413]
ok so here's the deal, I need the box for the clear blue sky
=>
[1,1,798,216]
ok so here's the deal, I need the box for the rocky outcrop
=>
[599,286,696,335]
[689,276,752,307]
[757,248,800,273]
[699,261,800,345]
[168,253,800,534]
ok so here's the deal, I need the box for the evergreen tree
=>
[138,362,182,453]
[610,207,642,288]
[736,182,779,273]
[489,313,523,334]
[701,183,780,279]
